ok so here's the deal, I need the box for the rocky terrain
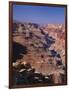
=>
[12,21,66,85]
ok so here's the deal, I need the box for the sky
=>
[13,4,65,24]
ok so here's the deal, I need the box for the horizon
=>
[13,20,65,26]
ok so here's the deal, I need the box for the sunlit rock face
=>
[12,22,66,85]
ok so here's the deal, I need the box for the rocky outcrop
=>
[12,22,66,85]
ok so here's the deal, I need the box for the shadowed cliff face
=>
[12,42,27,62]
